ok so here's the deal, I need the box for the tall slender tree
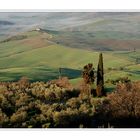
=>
[96,53,105,96]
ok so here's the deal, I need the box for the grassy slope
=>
[0,30,139,83]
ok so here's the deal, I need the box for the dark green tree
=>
[82,63,95,94]
[82,63,95,85]
[96,53,105,96]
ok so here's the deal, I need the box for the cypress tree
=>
[96,53,105,96]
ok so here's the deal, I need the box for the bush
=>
[111,82,140,119]
[95,81,140,127]
[49,77,72,89]
[106,77,131,85]
[66,98,81,109]
[0,109,9,127]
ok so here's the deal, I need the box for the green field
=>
[0,30,139,85]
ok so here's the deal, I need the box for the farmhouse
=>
[35,28,41,31]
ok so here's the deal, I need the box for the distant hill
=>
[1,12,140,50]
[49,30,140,51]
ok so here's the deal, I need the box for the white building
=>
[35,28,41,31]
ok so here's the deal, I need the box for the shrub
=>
[0,109,9,127]
[18,76,30,89]
[82,63,95,85]
[10,111,27,124]
[49,77,72,89]
[66,98,81,109]
[96,82,140,123]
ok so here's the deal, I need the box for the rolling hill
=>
[0,29,139,83]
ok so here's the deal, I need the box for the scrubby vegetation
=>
[96,81,140,128]
[105,77,131,85]
[0,75,139,128]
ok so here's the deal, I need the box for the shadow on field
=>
[125,70,140,74]
[0,72,22,82]
[59,68,82,79]
[0,68,82,82]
